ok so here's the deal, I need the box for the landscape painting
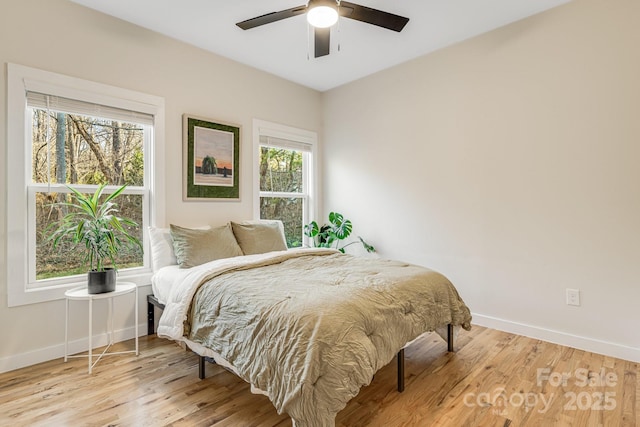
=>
[194,126,234,187]
[183,115,240,200]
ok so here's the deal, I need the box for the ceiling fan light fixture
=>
[307,1,339,28]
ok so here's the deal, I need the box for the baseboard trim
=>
[472,313,640,363]
[0,322,147,374]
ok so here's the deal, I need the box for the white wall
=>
[0,0,321,371]
[322,0,640,361]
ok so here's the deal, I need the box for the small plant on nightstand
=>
[47,184,142,294]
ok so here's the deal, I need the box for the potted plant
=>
[47,184,142,294]
[304,211,376,254]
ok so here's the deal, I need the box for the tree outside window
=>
[32,109,145,280]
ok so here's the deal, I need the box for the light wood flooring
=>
[0,326,637,426]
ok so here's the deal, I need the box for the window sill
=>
[8,270,152,307]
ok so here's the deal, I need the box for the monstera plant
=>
[47,184,142,294]
[303,212,375,254]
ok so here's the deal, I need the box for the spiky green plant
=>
[47,184,142,272]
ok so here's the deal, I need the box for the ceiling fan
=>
[236,0,410,58]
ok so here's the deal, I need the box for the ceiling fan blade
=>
[314,27,331,58]
[236,5,307,30]
[339,1,409,32]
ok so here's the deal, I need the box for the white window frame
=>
[253,119,318,246]
[7,63,165,307]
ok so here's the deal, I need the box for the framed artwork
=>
[183,114,240,201]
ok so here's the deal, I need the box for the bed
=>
[147,221,472,427]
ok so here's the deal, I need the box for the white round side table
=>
[64,282,139,373]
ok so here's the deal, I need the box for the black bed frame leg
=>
[147,295,165,336]
[199,356,206,379]
[397,348,405,392]
[396,325,453,393]
[447,323,454,352]
[147,301,155,335]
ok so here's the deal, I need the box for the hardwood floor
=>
[0,326,637,426]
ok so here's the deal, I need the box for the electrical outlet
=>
[566,289,580,306]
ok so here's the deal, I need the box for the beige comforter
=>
[158,248,471,426]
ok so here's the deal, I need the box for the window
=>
[253,120,317,247]
[7,64,165,306]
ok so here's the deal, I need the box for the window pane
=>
[259,147,303,193]
[31,109,144,186]
[35,191,143,280]
[260,197,303,248]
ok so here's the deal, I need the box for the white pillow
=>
[148,225,210,271]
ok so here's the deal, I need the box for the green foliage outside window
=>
[259,147,305,248]
[33,109,145,279]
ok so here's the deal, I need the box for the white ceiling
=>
[69,0,570,92]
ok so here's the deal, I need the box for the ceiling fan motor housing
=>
[308,0,340,7]
[307,0,340,28]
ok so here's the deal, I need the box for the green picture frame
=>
[183,114,240,201]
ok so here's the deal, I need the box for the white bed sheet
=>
[151,265,188,305]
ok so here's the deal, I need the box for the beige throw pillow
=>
[170,223,243,268]
[231,220,287,255]
[148,225,210,271]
